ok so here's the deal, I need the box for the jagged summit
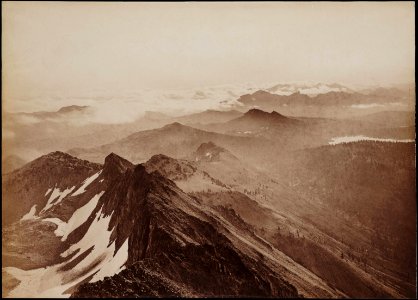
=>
[146,153,172,164]
[103,152,134,179]
[144,154,196,181]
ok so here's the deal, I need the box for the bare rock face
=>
[69,154,299,297]
[3,151,300,298]
[101,152,134,180]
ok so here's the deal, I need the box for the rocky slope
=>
[71,161,299,297]
[3,141,415,298]
[2,151,101,226]
[270,141,417,298]
[144,142,417,298]
[2,152,308,298]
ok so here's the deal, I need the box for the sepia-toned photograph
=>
[1,1,416,298]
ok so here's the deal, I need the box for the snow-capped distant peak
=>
[266,82,353,96]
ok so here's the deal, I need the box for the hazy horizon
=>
[2,2,415,114]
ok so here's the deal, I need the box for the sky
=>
[2,1,415,113]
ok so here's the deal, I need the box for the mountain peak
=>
[40,151,87,165]
[162,122,186,129]
[194,141,226,162]
[2,151,101,225]
[245,108,267,116]
[45,150,73,159]
[31,151,101,171]
[270,110,286,117]
[196,141,223,153]
[147,153,171,164]
[226,108,292,128]
[57,105,89,113]
[252,90,271,96]
[145,154,196,181]
[103,152,134,179]
[244,108,285,119]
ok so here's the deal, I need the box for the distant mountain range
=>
[2,83,416,298]
[173,109,243,125]
[266,82,353,96]
[67,121,269,165]
[3,84,414,161]
[236,87,412,110]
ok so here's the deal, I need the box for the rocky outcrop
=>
[144,154,197,181]
[102,152,134,180]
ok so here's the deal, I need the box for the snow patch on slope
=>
[41,186,75,213]
[90,238,129,283]
[45,188,53,196]
[20,205,38,221]
[61,191,105,242]
[4,201,128,298]
[61,206,113,260]
[72,170,102,196]
[42,218,67,237]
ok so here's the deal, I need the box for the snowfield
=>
[61,191,105,242]
[4,194,128,298]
